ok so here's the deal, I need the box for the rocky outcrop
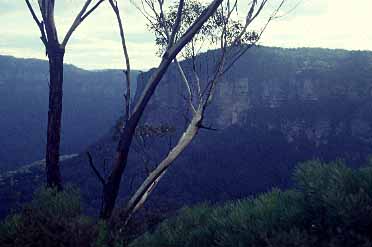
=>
[137,47,372,148]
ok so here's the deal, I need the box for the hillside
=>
[1,46,372,218]
[0,55,138,172]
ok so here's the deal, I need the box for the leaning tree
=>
[91,0,287,220]
[25,0,105,189]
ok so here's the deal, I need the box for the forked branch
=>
[62,0,105,47]
[25,0,48,47]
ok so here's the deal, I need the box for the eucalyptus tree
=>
[93,0,287,220]
[25,0,105,189]
[118,0,286,225]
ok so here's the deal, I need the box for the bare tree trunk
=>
[25,0,105,190]
[100,119,137,219]
[99,0,283,220]
[45,44,65,190]
[120,111,203,225]
[99,0,224,219]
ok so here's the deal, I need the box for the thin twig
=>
[175,58,196,113]
[86,152,106,185]
[167,0,185,48]
[199,124,218,131]
[109,0,132,121]
[223,0,285,75]
[81,0,105,22]
[25,0,48,47]
[62,0,104,47]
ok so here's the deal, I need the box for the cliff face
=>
[137,47,372,152]
[121,46,372,206]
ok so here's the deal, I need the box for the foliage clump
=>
[0,186,95,247]
[2,160,372,247]
[0,186,166,247]
[130,160,372,247]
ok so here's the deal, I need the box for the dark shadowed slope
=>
[0,55,138,172]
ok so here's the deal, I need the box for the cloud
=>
[261,0,372,51]
[0,0,160,70]
[0,0,371,70]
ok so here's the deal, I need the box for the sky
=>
[0,0,371,70]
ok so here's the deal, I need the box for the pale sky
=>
[0,0,371,70]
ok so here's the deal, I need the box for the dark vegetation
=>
[1,160,372,246]
[131,160,372,247]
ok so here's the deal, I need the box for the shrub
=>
[294,160,372,246]
[130,160,372,247]
[2,160,372,247]
[0,186,95,247]
[0,186,163,247]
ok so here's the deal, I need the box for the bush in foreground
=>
[1,160,372,247]
[0,186,95,247]
[0,186,167,247]
[130,160,372,247]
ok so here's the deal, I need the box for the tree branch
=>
[62,0,104,48]
[167,0,185,48]
[81,0,105,22]
[109,0,132,121]
[175,58,196,113]
[86,152,106,185]
[223,0,285,75]
[121,110,203,225]
[130,0,224,127]
[199,124,218,131]
[25,0,48,48]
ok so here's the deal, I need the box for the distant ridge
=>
[0,54,139,172]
